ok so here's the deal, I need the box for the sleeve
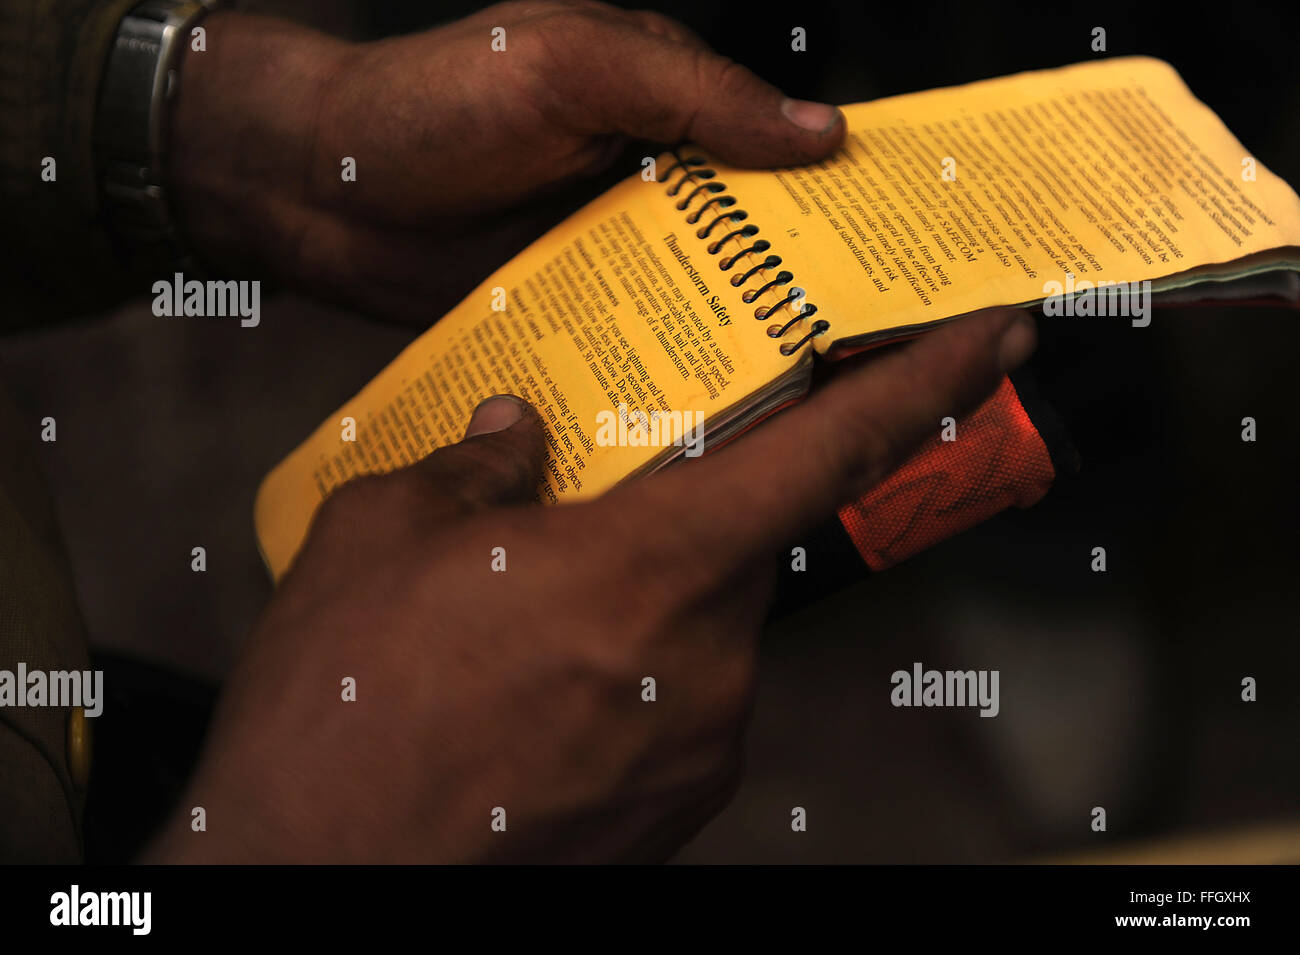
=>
[0,385,92,862]
[0,0,142,326]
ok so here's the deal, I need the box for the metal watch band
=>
[96,0,222,269]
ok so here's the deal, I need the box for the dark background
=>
[2,0,1297,862]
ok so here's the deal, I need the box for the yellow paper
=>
[701,56,1300,350]
[256,56,1300,580]
[255,170,803,578]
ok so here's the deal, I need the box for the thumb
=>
[557,16,845,168]
[411,395,549,513]
[633,308,1037,563]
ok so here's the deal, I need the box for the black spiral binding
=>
[664,151,830,356]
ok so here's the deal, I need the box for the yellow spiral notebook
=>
[255,56,1300,579]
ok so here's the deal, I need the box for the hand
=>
[168,2,846,322]
[144,307,1036,863]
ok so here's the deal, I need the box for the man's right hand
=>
[145,308,1035,863]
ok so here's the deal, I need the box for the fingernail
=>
[997,313,1037,373]
[781,98,840,134]
[465,395,525,437]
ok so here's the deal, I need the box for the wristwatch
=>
[96,0,224,270]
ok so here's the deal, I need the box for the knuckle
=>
[705,55,752,99]
[454,440,525,486]
[888,333,937,393]
[634,9,686,39]
[421,441,536,509]
[819,405,899,493]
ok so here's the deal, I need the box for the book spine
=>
[663,150,829,355]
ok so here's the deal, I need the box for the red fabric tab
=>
[837,376,1056,571]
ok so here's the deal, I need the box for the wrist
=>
[166,11,355,281]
